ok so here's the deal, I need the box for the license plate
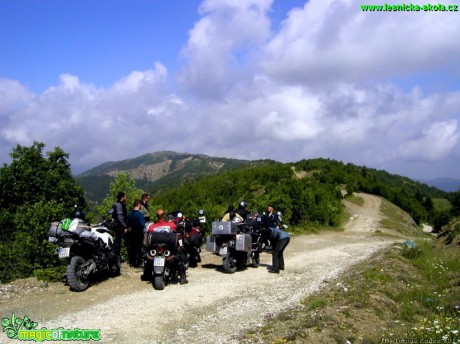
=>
[219,247,228,257]
[58,247,70,258]
[153,256,165,267]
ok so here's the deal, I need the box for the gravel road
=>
[1,193,402,344]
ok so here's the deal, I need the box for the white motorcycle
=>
[48,217,120,291]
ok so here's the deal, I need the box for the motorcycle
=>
[144,230,187,290]
[170,210,205,268]
[48,217,120,292]
[207,213,263,273]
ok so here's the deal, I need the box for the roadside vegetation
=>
[238,198,460,343]
[239,238,460,344]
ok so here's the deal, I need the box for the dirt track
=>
[1,194,405,344]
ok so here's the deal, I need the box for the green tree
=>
[95,173,144,219]
[0,142,86,282]
[451,191,460,216]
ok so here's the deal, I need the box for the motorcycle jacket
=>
[112,201,128,229]
[148,220,177,233]
[234,207,250,220]
[263,212,280,229]
[268,227,290,242]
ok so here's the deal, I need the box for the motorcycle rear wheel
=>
[153,275,165,290]
[223,254,237,274]
[67,256,90,292]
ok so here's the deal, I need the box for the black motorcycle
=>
[169,210,204,268]
[48,218,120,292]
[144,230,187,290]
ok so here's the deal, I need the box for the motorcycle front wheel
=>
[223,254,237,274]
[67,256,90,292]
[108,254,121,277]
[250,252,260,268]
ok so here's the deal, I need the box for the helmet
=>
[239,200,247,208]
[70,208,85,220]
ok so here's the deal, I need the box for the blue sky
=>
[1,0,203,92]
[0,0,459,180]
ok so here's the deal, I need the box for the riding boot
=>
[180,271,188,284]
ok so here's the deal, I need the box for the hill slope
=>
[76,151,258,203]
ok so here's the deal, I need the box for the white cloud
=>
[1,0,459,180]
[398,120,458,161]
[178,0,272,99]
[262,0,460,85]
[0,63,188,172]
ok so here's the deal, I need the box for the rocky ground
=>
[1,193,410,344]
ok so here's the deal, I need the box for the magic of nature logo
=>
[2,312,101,342]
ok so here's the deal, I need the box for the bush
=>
[32,266,66,282]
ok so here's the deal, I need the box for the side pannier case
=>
[235,234,252,252]
[211,222,238,235]
[206,236,217,252]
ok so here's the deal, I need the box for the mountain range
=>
[76,151,271,204]
[418,177,460,192]
[76,151,459,204]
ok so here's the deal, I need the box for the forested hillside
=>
[293,159,450,229]
[146,158,451,234]
[148,162,344,232]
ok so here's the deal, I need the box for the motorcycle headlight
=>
[149,249,157,256]
[164,250,171,257]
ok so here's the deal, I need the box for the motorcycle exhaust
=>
[150,249,157,256]
[83,261,97,278]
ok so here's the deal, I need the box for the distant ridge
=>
[76,151,454,206]
[420,177,460,192]
[76,151,266,204]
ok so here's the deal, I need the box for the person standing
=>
[112,191,128,257]
[267,226,290,274]
[127,200,146,267]
[263,204,281,229]
[222,205,237,222]
[140,193,150,222]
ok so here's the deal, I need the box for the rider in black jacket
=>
[263,204,281,229]
[111,191,128,257]
[234,200,250,221]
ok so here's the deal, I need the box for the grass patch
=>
[289,222,345,236]
[302,296,327,310]
[241,239,460,343]
[379,199,425,237]
[345,194,364,206]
